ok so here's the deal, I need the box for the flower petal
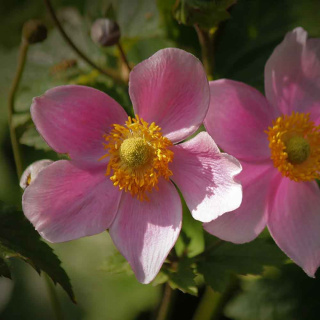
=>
[204,80,277,162]
[129,48,209,143]
[22,160,121,242]
[204,161,275,243]
[268,178,320,277]
[109,179,182,284]
[20,159,53,190]
[265,28,320,123]
[31,85,128,166]
[170,132,242,223]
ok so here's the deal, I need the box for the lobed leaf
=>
[163,258,198,296]
[173,0,237,30]
[198,237,287,292]
[0,202,75,303]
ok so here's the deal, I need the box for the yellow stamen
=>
[100,115,174,201]
[27,174,32,186]
[265,111,320,182]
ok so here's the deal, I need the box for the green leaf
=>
[12,113,32,128]
[116,0,163,38]
[175,196,204,258]
[20,126,51,151]
[0,256,11,279]
[86,0,162,38]
[163,258,198,295]
[198,237,287,292]
[173,0,237,30]
[214,0,320,90]
[225,264,320,320]
[100,249,132,275]
[151,271,169,286]
[0,202,75,302]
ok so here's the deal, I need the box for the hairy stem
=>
[155,283,175,320]
[8,39,29,179]
[192,276,240,320]
[194,24,216,79]
[192,286,217,320]
[44,0,125,84]
[117,42,131,73]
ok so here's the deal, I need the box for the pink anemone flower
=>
[204,28,320,277]
[22,48,242,284]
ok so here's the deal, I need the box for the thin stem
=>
[192,286,218,320]
[44,0,125,84]
[117,42,131,73]
[8,39,29,179]
[45,274,64,320]
[194,24,216,79]
[192,276,240,320]
[155,283,175,320]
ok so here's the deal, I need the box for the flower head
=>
[101,115,174,200]
[23,48,242,283]
[204,28,320,277]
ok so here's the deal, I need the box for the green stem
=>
[8,39,29,179]
[192,276,240,320]
[117,42,131,73]
[155,283,175,320]
[45,274,64,320]
[194,24,216,79]
[192,286,217,320]
[44,0,125,84]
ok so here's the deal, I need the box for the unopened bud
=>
[20,160,53,190]
[22,20,47,44]
[91,18,120,47]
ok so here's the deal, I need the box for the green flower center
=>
[119,137,152,168]
[285,135,310,164]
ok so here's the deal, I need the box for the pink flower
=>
[204,28,320,277]
[22,48,242,283]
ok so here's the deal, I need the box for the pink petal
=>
[22,160,121,242]
[129,48,209,143]
[268,177,320,277]
[204,161,276,243]
[31,85,128,166]
[204,80,278,162]
[170,132,242,223]
[20,159,53,189]
[109,179,182,284]
[265,28,320,123]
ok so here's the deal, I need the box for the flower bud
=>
[22,19,47,44]
[20,160,53,190]
[90,18,120,47]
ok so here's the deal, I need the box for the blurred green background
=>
[1,0,320,319]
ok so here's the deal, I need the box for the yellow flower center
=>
[100,115,174,201]
[266,112,320,182]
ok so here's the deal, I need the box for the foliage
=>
[173,0,237,30]
[0,202,75,302]
[225,265,320,320]
[198,237,287,292]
